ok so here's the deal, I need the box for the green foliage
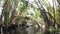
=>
[49,26,55,34]
[1,0,60,34]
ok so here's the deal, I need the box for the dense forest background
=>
[0,0,60,34]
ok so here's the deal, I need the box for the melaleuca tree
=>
[2,0,20,34]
